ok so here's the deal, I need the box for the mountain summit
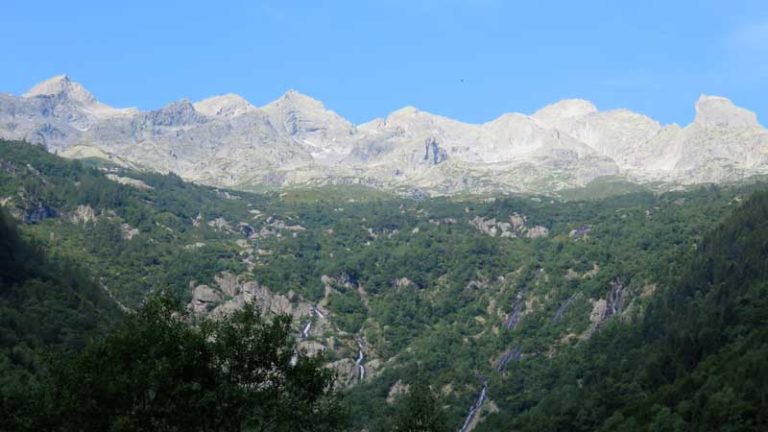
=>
[532,99,599,126]
[194,94,258,118]
[24,74,97,104]
[694,95,761,129]
[0,75,765,194]
[21,75,137,126]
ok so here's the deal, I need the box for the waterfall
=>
[354,342,365,382]
[301,321,312,339]
[459,382,487,432]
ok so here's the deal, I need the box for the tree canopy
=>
[2,298,347,432]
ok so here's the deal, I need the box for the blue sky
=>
[1,0,766,125]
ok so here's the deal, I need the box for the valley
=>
[2,139,766,430]
[4,1,768,430]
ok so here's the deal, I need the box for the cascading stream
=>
[301,321,312,339]
[292,305,319,366]
[354,341,365,382]
[460,381,487,432]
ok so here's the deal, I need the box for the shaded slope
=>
[0,208,119,382]
[480,190,768,431]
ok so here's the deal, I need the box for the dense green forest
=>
[478,190,768,431]
[0,207,118,386]
[3,297,345,432]
[1,139,767,430]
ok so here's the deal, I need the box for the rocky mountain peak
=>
[1,75,767,195]
[24,74,97,105]
[390,106,420,116]
[386,106,425,121]
[694,95,760,129]
[532,99,598,125]
[143,99,207,126]
[384,106,437,129]
[194,94,258,117]
[263,90,354,138]
[22,75,137,120]
[267,90,326,111]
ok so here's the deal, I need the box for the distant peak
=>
[162,98,196,111]
[198,93,240,101]
[27,74,71,90]
[194,93,257,117]
[143,99,206,126]
[694,94,759,129]
[385,106,426,123]
[24,74,96,104]
[532,99,598,124]
[391,106,420,115]
[262,89,328,114]
[280,89,322,104]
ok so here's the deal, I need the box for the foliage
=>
[388,380,450,432]
[3,139,768,430]
[2,297,347,432]
[0,206,118,389]
[479,191,768,431]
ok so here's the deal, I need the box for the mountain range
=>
[1,75,766,195]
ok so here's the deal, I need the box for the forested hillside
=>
[0,206,118,392]
[480,190,768,431]
[1,139,767,430]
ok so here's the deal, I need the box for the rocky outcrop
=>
[140,100,207,127]
[188,272,331,331]
[329,359,358,387]
[207,217,232,233]
[105,174,153,190]
[21,201,57,223]
[187,272,385,390]
[393,277,416,290]
[694,95,760,129]
[190,285,221,314]
[470,216,511,237]
[569,224,591,239]
[469,213,549,239]
[386,380,410,404]
[194,94,258,118]
[583,278,629,338]
[423,136,447,165]
[525,225,549,238]
[70,204,97,223]
[120,223,140,240]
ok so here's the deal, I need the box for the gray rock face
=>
[423,137,447,165]
[694,95,760,129]
[194,94,257,118]
[190,285,221,314]
[0,76,766,195]
[22,201,57,224]
[141,100,207,127]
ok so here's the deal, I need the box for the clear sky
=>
[1,0,766,125]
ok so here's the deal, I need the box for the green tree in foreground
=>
[389,380,450,432]
[4,297,347,432]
